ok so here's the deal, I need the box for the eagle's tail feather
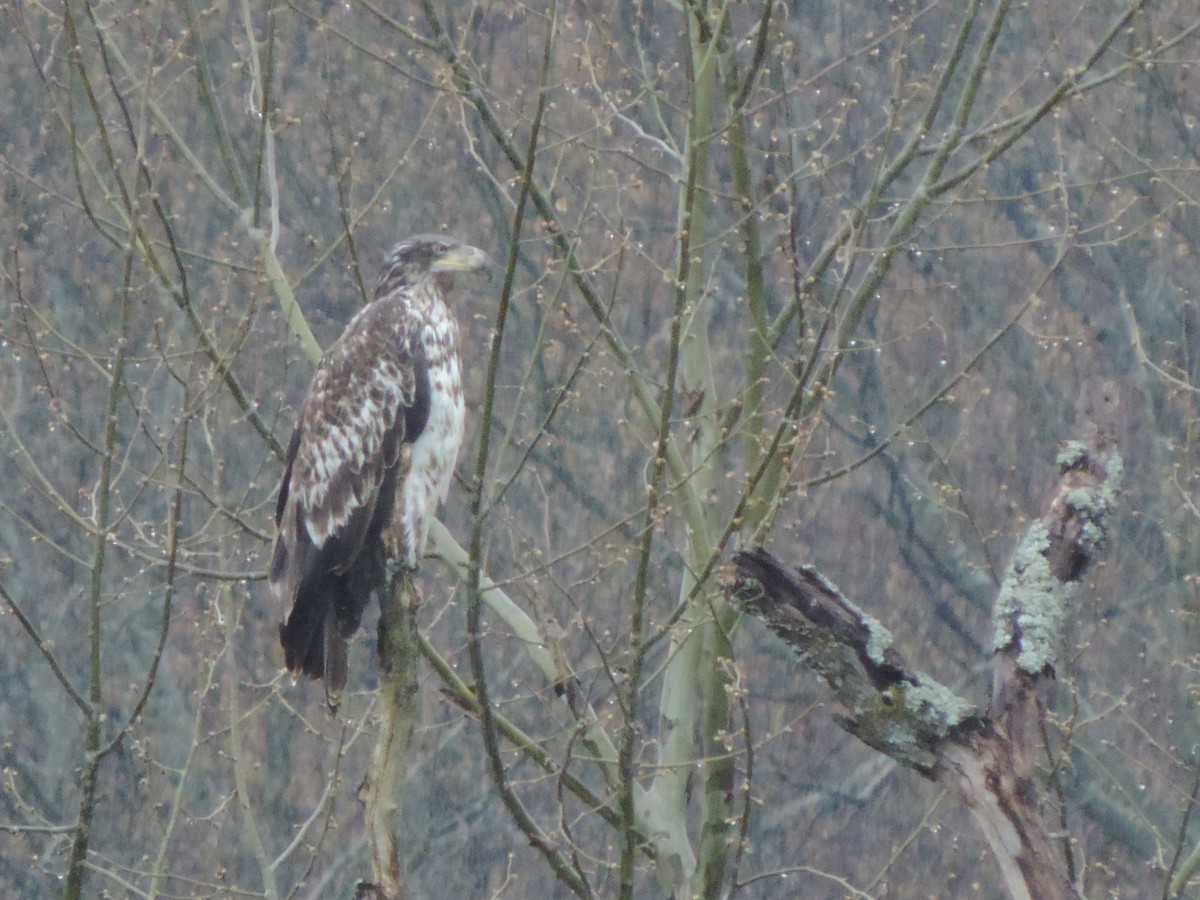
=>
[278,598,349,713]
[279,580,329,682]
[278,554,377,712]
[323,610,348,710]
[279,591,347,712]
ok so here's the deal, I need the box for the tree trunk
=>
[358,572,421,900]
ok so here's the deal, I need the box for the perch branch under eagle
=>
[270,234,492,708]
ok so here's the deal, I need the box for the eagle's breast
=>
[400,296,464,564]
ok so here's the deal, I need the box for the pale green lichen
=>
[879,721,935,771]
[992,522,1067,673]
[860,611,896,668]
[992,449,1122,675]
[800,565,899,667]
[1065,485,1111,552]
[846,676,977,774]
[800,568,901,668]
[1105,450,1124,487]
[1065,486,1103,513]
[1056,440,1090,470]
[904,674,978,736]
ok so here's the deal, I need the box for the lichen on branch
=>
[992,441,1123,676]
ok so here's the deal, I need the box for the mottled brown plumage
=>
[270,235,492,709]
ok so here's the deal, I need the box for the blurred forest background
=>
[2,0,1199,897]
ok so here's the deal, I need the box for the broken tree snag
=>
[991,440,1123,703]
[721,547,1084,900]
[980,437,1123,900]
[721,436,1122,900]
[721,549,981,776]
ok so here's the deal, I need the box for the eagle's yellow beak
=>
[433,243,495,281]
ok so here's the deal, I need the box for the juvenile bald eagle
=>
[270,234,492,707]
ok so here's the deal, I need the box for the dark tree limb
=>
[724,548,982,776]
[721,435,1122,900]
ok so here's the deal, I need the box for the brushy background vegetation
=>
[2,0,1199,896]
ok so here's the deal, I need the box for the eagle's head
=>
[375,234,494,299]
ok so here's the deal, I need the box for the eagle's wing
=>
[270,302,430,707]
